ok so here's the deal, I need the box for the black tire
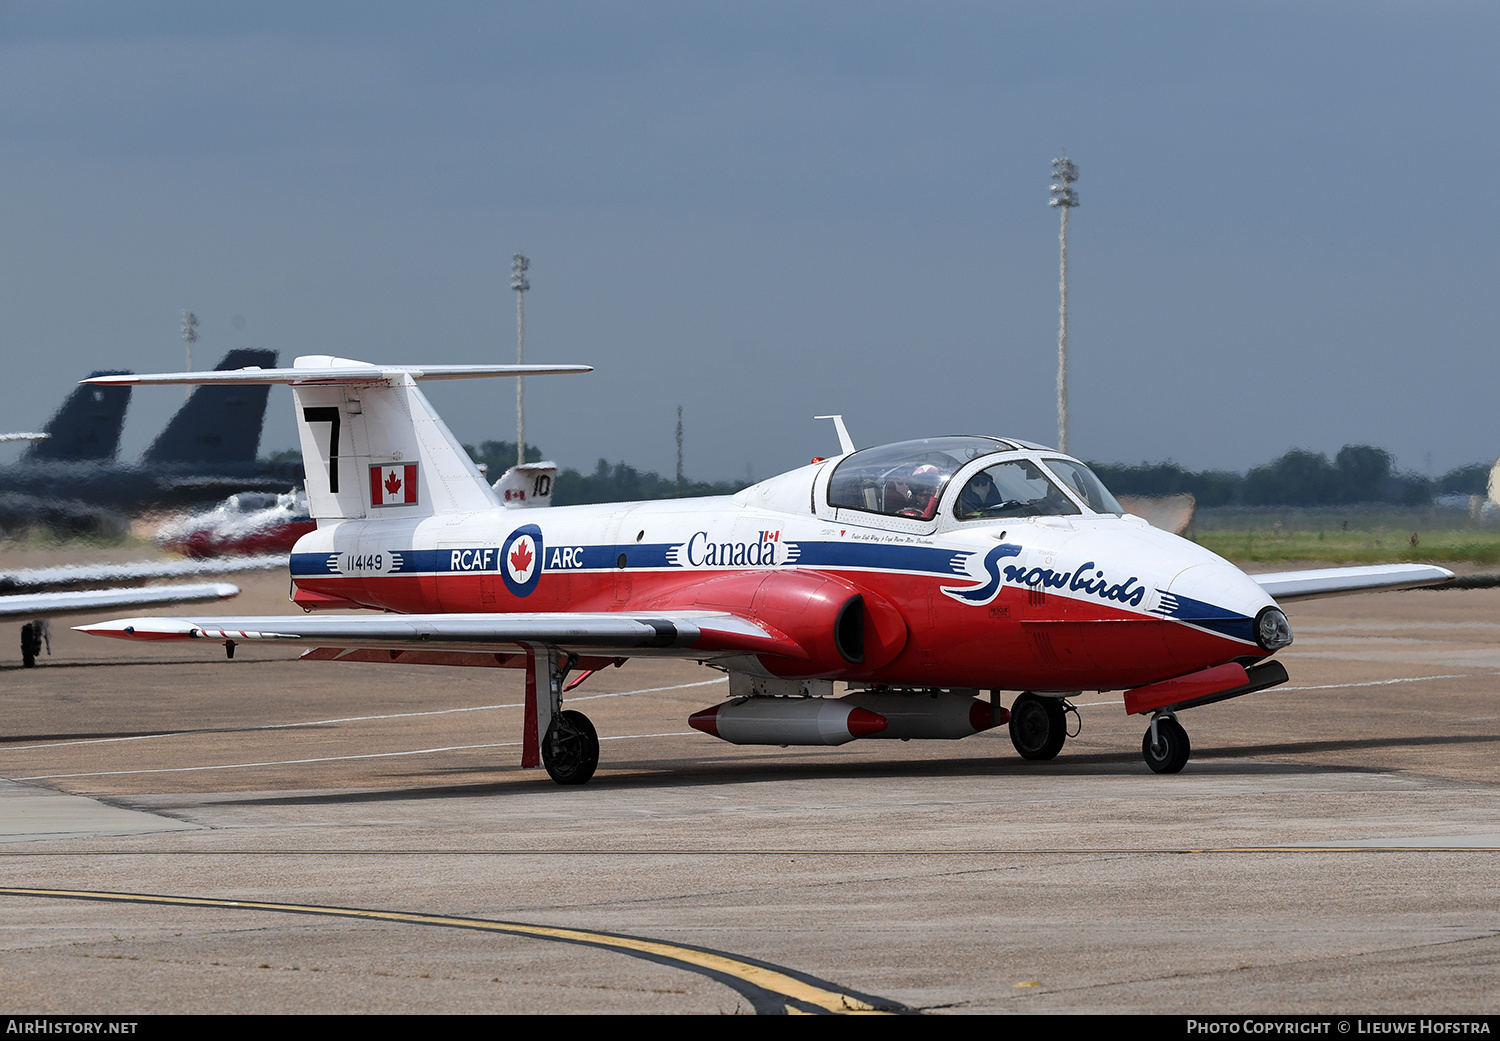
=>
[20,623,39,669]
[1009,692,1067,761]
[542,710,600,786]
[1142,717,1191,774]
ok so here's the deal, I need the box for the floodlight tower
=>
[511,253,531,468]
[1049,156,1078,454]
[180,310,198,401]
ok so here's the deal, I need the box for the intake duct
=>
[647,568,906,678]
[833,595,864,664]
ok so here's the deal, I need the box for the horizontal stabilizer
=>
[1253,563,1454,602]
[86,355,592,387]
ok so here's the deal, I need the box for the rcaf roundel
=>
[370,463,418,507]
[501,524,544,597]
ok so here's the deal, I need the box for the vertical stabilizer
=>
[143,349,277,466]
[290,361,499,522]
[494,462,557,508]
[23,372,132,463]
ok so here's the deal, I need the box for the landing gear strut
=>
[1009,692,1070,761]
[1142,713,1190,774]
[523,646,601,786]
[20,620,49,668]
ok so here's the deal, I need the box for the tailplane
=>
[86,356,591,523]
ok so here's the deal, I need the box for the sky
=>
[1,2,1496,482]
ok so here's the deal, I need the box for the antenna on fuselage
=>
[814,415,856,456]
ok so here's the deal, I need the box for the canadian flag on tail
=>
[370,463,419,507]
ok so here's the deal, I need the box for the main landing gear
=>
[542,710,599,786]
[1008,692,1078,761]
[1142,712,1190,774]
[20,619,49,668]
[525,647,601,786]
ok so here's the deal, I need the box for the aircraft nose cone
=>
[1160,561,1283,651]
[1168,561,1276,617]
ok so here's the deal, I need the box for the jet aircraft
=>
[77,357,1452,782]
[0,349,296,537]
[155,488,313,559]
[0,350,295,661]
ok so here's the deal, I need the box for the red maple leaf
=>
[510,539,534,576]
[384,471,402,497]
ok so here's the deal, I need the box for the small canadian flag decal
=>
[370,463,419,507]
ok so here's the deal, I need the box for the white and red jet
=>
[76,357,1452,784]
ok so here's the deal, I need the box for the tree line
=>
[461,440,1487,509]
[1088,446,1489,508]
[464,440,747,506]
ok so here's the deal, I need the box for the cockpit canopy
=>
[825,436,1123,522]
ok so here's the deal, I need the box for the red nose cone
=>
[846,707,888,739]
[687,706,721,738]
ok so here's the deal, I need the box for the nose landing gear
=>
[1142,713,1190,774]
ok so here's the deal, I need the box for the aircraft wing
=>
[1253,563,1454,602]
[0,554,287,594]
[1,582,239,620]
[73,610,798,660]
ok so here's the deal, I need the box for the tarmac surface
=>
[1,555,1498,1014]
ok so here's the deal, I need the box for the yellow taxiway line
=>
[0,886,902,1016]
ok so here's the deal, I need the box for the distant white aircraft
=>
[77,356,1451,781]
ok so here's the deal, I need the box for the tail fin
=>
[142,349,277,466]
[85,355,592,523]
[292,366,497,521]
[23,371,132,463]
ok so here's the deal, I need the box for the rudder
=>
[291,359,498,522]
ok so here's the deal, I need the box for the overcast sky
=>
[2,2,1496,481]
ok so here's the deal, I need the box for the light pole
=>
[180,310,198,401]
[511,253,530,468]
[1049,156,1078,454]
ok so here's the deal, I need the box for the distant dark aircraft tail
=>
[143,349,278,467]
[22,372,133,463]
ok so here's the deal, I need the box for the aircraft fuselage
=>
[289,454,1280,694]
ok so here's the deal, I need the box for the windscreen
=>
[1042,459,1124,515]
[828,437,1004,520]
[953,459,1081,519]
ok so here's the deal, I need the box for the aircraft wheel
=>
[542,710,600,786]
[20,623,41,669]
[1142,716,1191,774]
[1009,692,1067,761]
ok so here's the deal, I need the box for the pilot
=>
[890,464,943,519]
[956,468,1002,519]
